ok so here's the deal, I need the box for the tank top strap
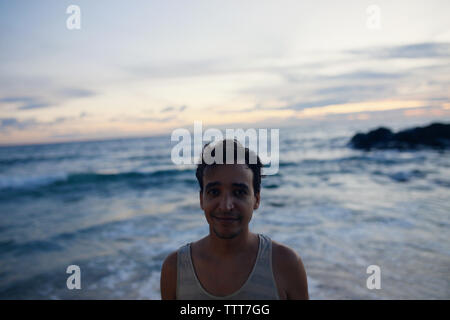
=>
[177,242,206,299]
[240,233,279,299]
[254,233,272,269]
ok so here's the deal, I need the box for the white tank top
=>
[176,233,280,300]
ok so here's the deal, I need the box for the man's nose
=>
[218,193,235,211]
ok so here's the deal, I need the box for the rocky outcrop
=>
[349,123,450,150]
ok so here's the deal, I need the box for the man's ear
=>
[253,192,260,210]
[199,191,203,210]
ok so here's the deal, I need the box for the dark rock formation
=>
[349,123,450,150]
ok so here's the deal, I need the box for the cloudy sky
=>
[1,0,449,145]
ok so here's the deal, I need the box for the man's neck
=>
[205,230,258,258]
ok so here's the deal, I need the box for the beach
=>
[0,118,449,299]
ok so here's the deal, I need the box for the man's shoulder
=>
[271,240,302,265]
[161,250,178,278]
[160,250,179,300]
[271,239,309,299]
[163,250,178,267]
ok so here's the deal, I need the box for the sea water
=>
[0,119,449,299]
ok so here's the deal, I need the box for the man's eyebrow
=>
[232,183,250,191]
[205,182,221,191]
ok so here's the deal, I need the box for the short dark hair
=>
[195,139,264,195]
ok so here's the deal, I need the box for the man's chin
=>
[212,227,241,239]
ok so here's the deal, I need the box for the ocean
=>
[0,119,449,299]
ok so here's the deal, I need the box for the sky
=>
[1,0,450,145]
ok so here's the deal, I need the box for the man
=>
[160,139,308,299]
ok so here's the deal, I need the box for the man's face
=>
[200,164,260,239]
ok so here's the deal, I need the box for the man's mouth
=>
[212,215,240,221]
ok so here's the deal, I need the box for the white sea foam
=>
[0,172,68,190]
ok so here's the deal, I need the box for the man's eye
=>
[208,189,219,196]
[235,189,247,196]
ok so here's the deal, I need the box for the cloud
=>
[283,98,350,111]
[239,69,401,112]
[313,83,397,103]
[0,118,20,129]
[326,71,404,80]
[109,115,177,123]
[0,96,52,110]
[315,85,376,96]
[236,41,450,115]
[350,42,450,59]
[18,102,53,110]
[51,116,69,124]
[0,86,97,111]
[49,132,83,139]
[161,106,175,113]
[144,115,177,123]
[0,117,38,131]
[128,59,228,80]
[161,105,187,113]
[0,96,34,104]
[58,88,96,99]
[0,114,87,133]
